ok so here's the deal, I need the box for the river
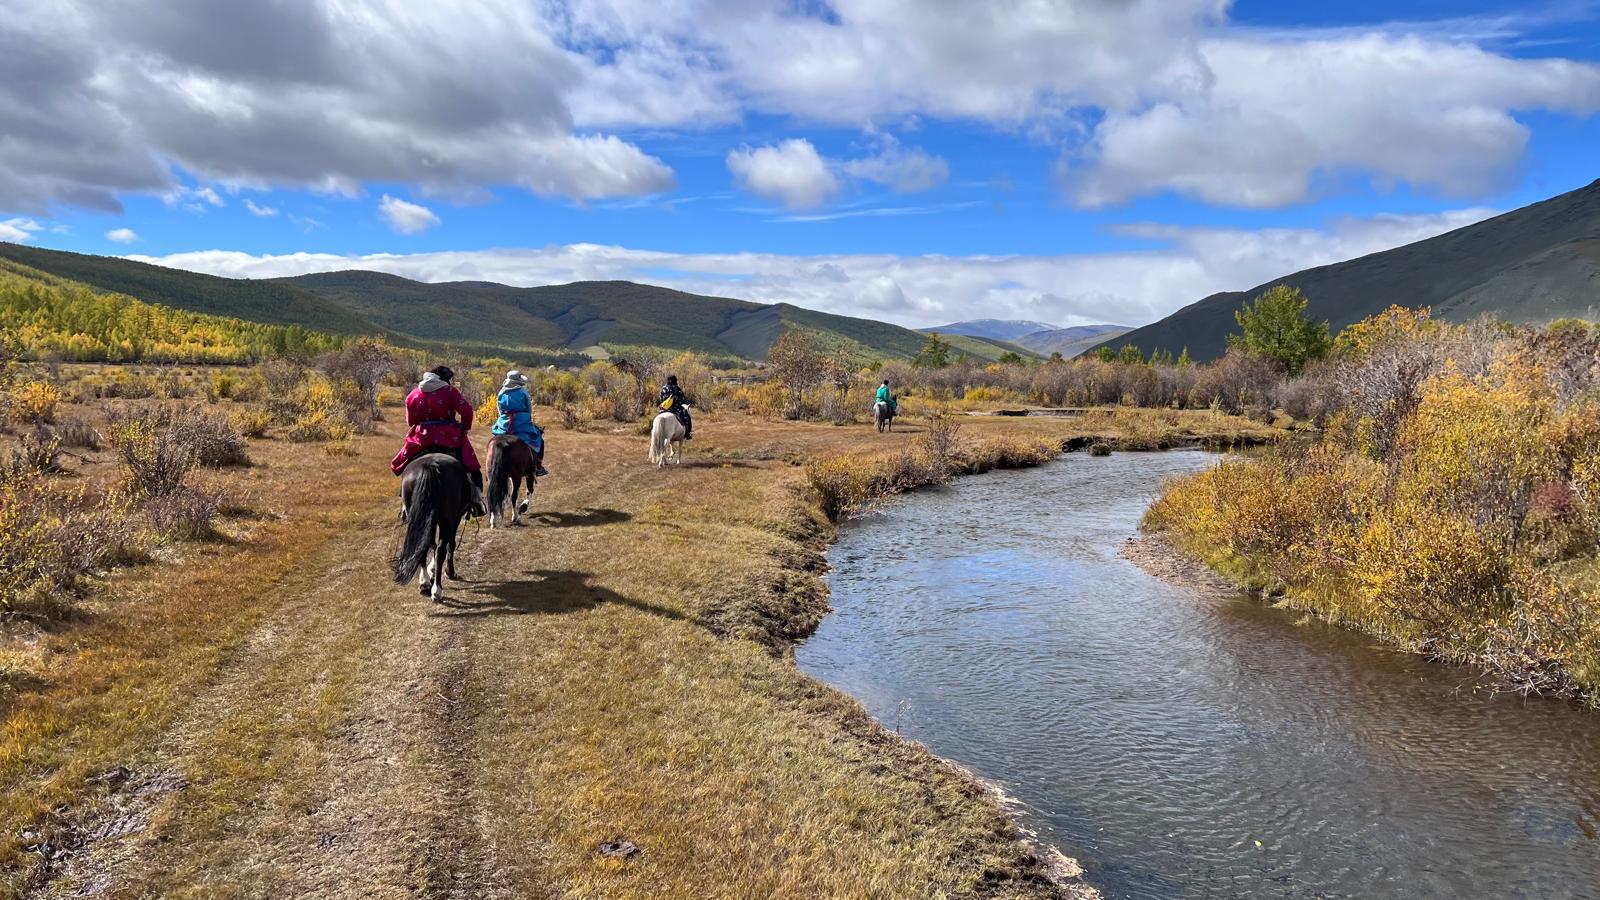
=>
[796,451,1600,899]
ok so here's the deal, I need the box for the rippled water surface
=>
[797,451,1600,899]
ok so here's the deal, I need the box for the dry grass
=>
[0,392,1269,898]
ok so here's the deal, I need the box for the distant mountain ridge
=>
[0,242,1025,364]
[1093,178,1600,362]
[931,319,1130,357]
[926,319,1061,342]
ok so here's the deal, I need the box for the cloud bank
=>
[129,208,1495,329]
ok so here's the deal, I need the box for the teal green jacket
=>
[876,385,895,408]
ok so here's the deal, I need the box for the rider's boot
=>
[467,470,488,518]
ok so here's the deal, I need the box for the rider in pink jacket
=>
[390,366,485,514]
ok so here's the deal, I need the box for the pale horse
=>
[649,408,687,468]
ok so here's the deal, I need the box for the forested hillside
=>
[0,259,343,363]
[0,242,1024,363]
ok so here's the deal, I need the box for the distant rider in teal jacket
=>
[492,370,549,476]
[875,379,896,414]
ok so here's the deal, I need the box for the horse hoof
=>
[419,582,431,597]
[517,501,529,514]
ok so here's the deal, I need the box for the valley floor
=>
[2,407,1268,899]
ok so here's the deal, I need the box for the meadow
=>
[0,345,1282,898]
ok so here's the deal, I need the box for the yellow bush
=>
[11,380,60,424]
[286,380,354,443]
[737,381,788,420]
[1145,313,1600,703]
[229,406,275,439]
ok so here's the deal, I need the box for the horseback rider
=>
[391,365,486,517]
[875,379,897,415]
[492,370,549,477]
[657,374,692,440]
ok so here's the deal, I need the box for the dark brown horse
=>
[395,452,468,602]
[486,435,537,528]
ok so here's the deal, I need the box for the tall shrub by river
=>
[1145,309,1600,703]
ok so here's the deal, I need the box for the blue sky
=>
[3,0,1599,329]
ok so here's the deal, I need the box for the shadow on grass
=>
[432,569,689,622]
[676,459,761,469]
[526,507,633,528]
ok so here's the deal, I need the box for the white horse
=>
[649,409,687,467]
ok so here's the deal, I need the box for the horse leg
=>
[434,519,460,602]
[518,473,532,515]
[509,479,521,525]
[419,542,434,596]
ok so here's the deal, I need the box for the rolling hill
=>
[1011,324,1130,357]
[0,242,1024,364]
[1093,178,1600,362]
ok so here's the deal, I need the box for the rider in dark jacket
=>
[657,375,692,440]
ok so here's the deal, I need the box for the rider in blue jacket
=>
[492,370,549,476]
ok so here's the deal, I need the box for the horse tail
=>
[487,438,510,517]
[394,466,439,584]
[649,415,664,464]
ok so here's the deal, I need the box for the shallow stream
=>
[797,451,1600,899]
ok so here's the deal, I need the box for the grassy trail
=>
[18,413,1138,899]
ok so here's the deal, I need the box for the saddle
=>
[416,446,463,463]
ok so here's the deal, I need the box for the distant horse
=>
[649,410,686,468]
[874,400,896,433]
[486,435,536,528]
[395,452,468,602]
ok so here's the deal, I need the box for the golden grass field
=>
[0,388,1276,899]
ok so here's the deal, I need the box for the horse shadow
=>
[525,507,632,528]
[431,569,688,622]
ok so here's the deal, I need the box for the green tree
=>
[998,351,1025,365]
[1093,346,1116,363]
[914,333,952,368]
[1117,344,1144,365]
[1229,285,1331,375]
[767,329,827,419]
[1177,347,1191,368]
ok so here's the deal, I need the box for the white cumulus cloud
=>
[244,198,278,217]
[128,207,1493,329]
[727,139,840,210]
[728,136,949,207]
[378,195,441,234]
[1062,34,1600,208]
[105,227,139,243]
[0,217,43,242]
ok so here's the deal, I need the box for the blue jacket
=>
[492,387,544,452]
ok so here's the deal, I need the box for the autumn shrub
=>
[1145,313,1600,703]
[229,405,275,439]
[0,464,130,613]
[11,425,62,475]
[819,386,858,425]
[736,381,788,421]
[11,380,60,425]
[581,361,643,422]
[106,410,199,500]
[144,484,224,541]
[285,380,356,443]
[184,410,251,467]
